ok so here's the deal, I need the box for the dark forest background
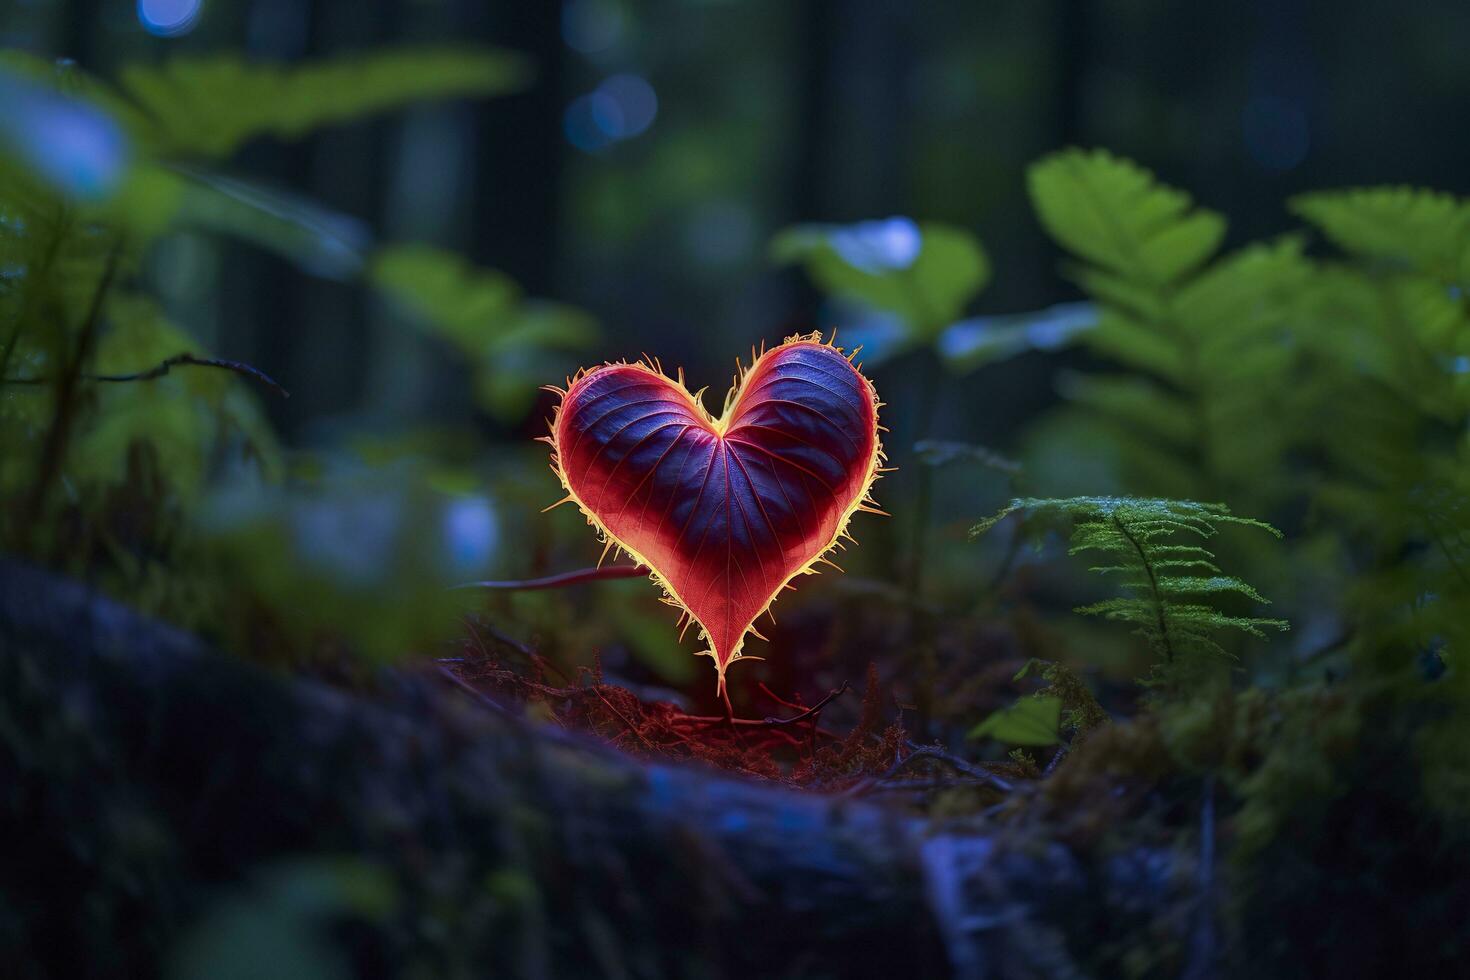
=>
[11,0,1470,450]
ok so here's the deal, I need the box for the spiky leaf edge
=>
[540,331,889,692]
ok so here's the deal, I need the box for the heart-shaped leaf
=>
[547,334,885,691]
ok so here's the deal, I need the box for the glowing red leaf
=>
[547,333,884,692]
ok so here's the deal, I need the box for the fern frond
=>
[974,496,1288,675]
[1026,150,1313,508]
[1291,187,1470,285]
[1029,149,1225,287]
[370,244,598,422]
[1289,238,1470,658]
[119,46,530,158]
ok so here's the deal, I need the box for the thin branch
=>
[757,681,806,712]
[1041,742,1070,778]
[590,681,659,752]
[452,564,648,591]
[436,662,510,717]
[846,743,1014,797]
[4,352,290,399]
[760,681,849,726]
[675,682,850,731]
[896,744,1014,792]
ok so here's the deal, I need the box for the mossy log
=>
[0,560,1184,979]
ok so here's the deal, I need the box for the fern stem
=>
[0,206,71,461]
[23,236,123,552]
[1113,512,1175,663]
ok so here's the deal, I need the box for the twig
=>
[438,639,655,752]
[672,714,841,740]
[900,743,1015,792]
[757,681,805,712]
[1042,742,1070,778]
[760,681,849,726]
[845,743,1014,797]
[676,681,850,731]
[436,662,510,717]
[589,682,658,752]
[452,564,647,591]
[4,352,290,399]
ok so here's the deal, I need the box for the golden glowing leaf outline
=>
[542,331,888,693]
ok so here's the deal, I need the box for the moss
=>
[1023,657,1110,746]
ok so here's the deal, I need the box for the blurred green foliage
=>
[772,217,992,367]
[967,692,1061,746]
[372,244,598,422]
[781,151,1469,842]
[168,858,396,980]
[1024,148,1314,508]
[0,47,597,667]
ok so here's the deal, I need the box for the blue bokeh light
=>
[831,217,922,274]
[291,494,402,588]
[1242,95,1309,173]
[937,302,1096,364]
[593,74,657,139]
[0,74,129,202]
[441,496,500,574]
[828,309,910,367]
[564,94,615,153]
[138,0,202,37]
[564,74,658,153]
[562,0,625,54]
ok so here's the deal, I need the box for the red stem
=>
[453,564,648,591]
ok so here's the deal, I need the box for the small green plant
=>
[974,497,1288,685]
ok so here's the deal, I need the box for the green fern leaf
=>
[974,496,1288,678]
[1026,150,1312,507]
[771,219,989,339]
[371,245,597,423]
[1028,148,1225,288]
[1291,187,1470,285]
[120,46,530,158]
